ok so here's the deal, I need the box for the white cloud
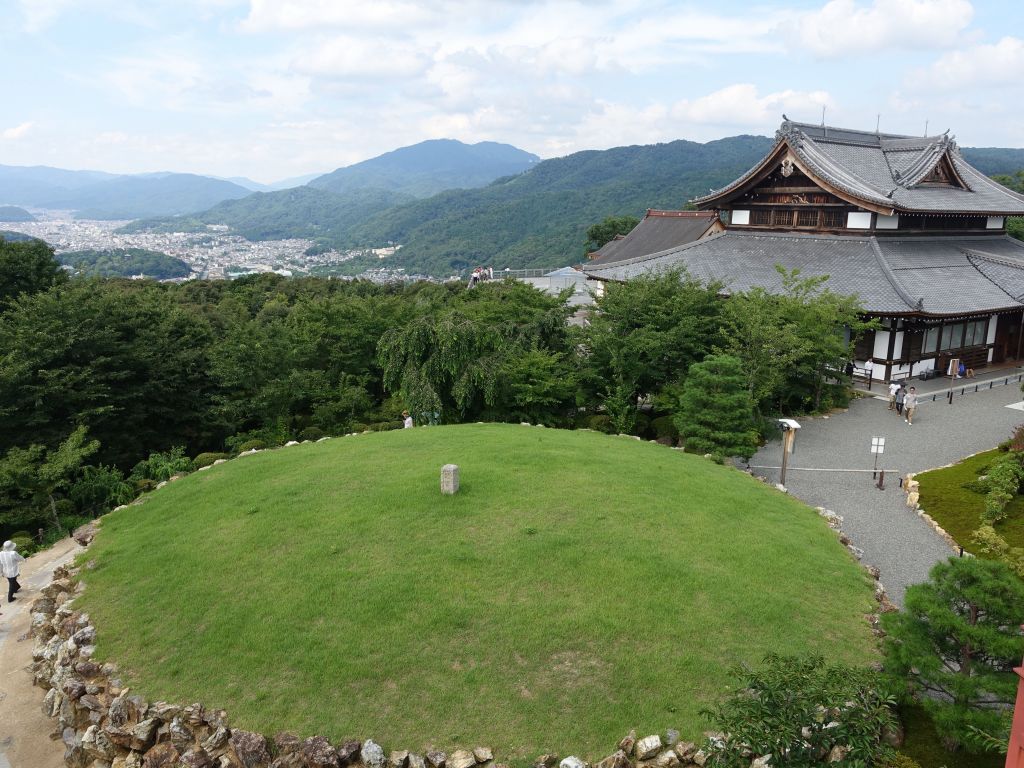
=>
[292,36,433,80]
[1,121,34,140]
[17,0,72,31]
[795,0,973,57]
[915,36,1024,89]
[242,0,437,31]
[671,84,833,127]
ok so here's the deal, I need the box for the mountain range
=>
[5,137,1024,275]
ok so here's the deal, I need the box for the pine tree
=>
[882,556,1024,751]
[674,354,758,460]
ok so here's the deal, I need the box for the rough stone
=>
[129,719,160,752]
[881,721,904,748]
[181,748,216,768]
[449,750,476,768]
[149,702,183,722]
[652,750,679,768]
[336,741,361,765]
[229,730,271,768]
[750,757,771,768]
[617,731,636,755]
[361,740,387,768]
[533,756,558,768]
[275,734,301,756]
[595,751,628,768]
[408,754,426,768]
[672,743,696,762]
[202,727,231,754]
[390,751,410,768]
[559,758,585,768]
[827,746,848,763]
[82,725,117,761]
[691,751,707,767]
[635,736,662,761]
[170,717,196,752]
[664,730,679,747]
[302,736,340,767]
[143,743,182,768]
[473,748,492,764]
[441,464,460,495]
[425,750,447,768]
[73,522,99,546]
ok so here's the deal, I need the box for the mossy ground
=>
[77,424,877,760]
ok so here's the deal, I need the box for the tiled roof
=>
[583,231,1024,317]
[587,210,719,266]
[693,119,1024,215]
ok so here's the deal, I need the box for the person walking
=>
[402,410,413,429]
[887,380,900,410]
[895,384,906,416]
[0,540,26,603]
[904,386,919,426]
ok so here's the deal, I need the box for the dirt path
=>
[0,538,84,768]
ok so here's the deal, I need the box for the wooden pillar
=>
[1016,311,1024,362]
[1008,661,1024,768]
[884,317,898,381]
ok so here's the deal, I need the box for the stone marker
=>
[441,464,460,495]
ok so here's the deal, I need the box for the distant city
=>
[1,213,425,283]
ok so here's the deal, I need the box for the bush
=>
[701,654,897,766]
[69,464,134,514]
[194,452,231,468]
[10,534,37,556]
[297,426,325,441]
[350,423,369,434]
[880,755,922,768]
[631,412,651,438]
[134,478,157,494]
[650,415,679,444]
[235,439,266,452]
[981,452,1024,524]
[583,414,614,433]
[960,478,989,494]
[130,446,193,482]
[369,421,402,432]
[1011,423,1024,452]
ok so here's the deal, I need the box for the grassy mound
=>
[78,424,876,759]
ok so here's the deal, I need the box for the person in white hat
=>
[0,541,26,603]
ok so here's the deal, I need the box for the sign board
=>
[870,436,885,455]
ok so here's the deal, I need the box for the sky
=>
[1,0,1023,183]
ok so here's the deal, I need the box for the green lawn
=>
[916,449,1024,551]
[77,424,877,759]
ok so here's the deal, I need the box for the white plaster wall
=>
[876,214,899,230]
[891,329,904,359]
[847,211,872,229]
[872,330,890,368]
[987,216,1005,229]
[987,315,998,345]
[732,210,750,225]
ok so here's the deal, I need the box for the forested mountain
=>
[345,135,774,274]
[59,248,191,279]
[958,148,1024,176]
[0,164,119,206]
[120,186,414,247]
[308,139,539,198]
[0,205,35,221]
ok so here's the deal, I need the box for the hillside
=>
[346,135,774,274]
[0,164,120,206]
[308,139,539,198]
[0,205,35,221]
[58,247,191,279]
[119,186,414,246]
[958,147,1024,176]
[77,423,876,757]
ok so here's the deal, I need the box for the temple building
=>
[584,118,1024,382]
[587,209,723,265]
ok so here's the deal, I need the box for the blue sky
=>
[1,0,1022,183]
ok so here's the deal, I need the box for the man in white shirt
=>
[887,380,900,410]
[0,540,26,603]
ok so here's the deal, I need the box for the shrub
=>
[369,421,402,432]
[10,534,38,557]
[350,423,369,434]
[701,654,897,766]
[583,414,614,434]
[235,439,266,452]
[1011,423,1024,452]
[297,426,325,442]
[981,452,1024,524]
[880,755,922,768]
[134,478,156,494]
[70,464,134,514]
[650,415,679,444]
[631,412,651,438]
[675,354,759,460]
[194,452,231,468]
[960,478,989,494]
[130,446,193,482]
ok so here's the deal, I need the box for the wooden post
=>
[1008,659,1024,767]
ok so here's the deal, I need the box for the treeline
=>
[0,237,868,539]
[59,247,191,279]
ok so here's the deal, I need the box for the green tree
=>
[580,270,722,433]
[0,426,99,533]
[585,214,640,252]
[701,654,897,767]
[882,556,1024,752]
[675,354,758,460]
[0,237,67,310]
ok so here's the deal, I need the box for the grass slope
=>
[78,424,876,759]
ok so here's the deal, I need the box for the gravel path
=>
[0,538,83,768]
[749,370,1024,606]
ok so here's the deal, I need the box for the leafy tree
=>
[0,426,99,533]
[720,267,871,415]
[675,354,758,460]
[59,247,191,279]
[580,270,723,432]
[882,556,1024,751]
[701,654,897,767]
[585,214,640,252]
[0,237,67,310]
